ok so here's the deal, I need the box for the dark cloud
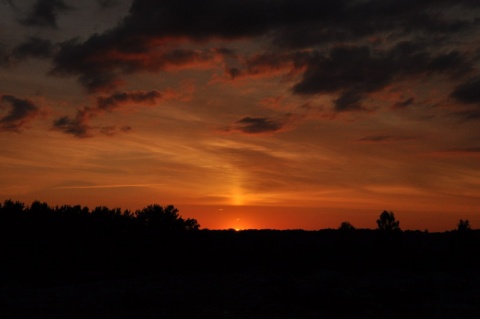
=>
[96,90,163,111]
[334,90,366,112]
[52,107,92,138]
[234,117,284,134]
[451,76,480,105]
[0,46,11,67]
[96,0,119,9]
[292,44,471,111]
[21,0,71,29]
[52,112,132,138]
[293,46,390,96]
[0,95,40,131]
[12,37,55,60]
[124,0,477,44]
[46,0,479,102]
[273,0,479,48]
[393,97,415,109]
[53,90,167,137]
[51,37,217,92]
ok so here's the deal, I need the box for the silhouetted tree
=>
[29,200,52,215]
[457,219,471,232]
[184,218,200,231]
[0,200,26,229]
[338,221,356,231]
[135,204,199,232]
[1,199,26,215]
[376,211,400,232]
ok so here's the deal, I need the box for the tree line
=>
[0,199,478,287]
[0,200,473,233]
[0,199,471,233]
[0,199,199,233]
[339,210,472,233]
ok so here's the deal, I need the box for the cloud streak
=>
[227,114,298,135]
[52,90,171,137]
[234,117,284,134]
[357,135,416,143]
[96,90,164,111]
[0,95,40,131]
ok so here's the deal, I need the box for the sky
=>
[1,0,480,231]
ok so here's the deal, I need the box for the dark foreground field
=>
[1,229,480,318]
[1,202,480,318]
[2,268,480,319]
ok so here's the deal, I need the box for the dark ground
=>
[1,269,479,318]
[1,229,480,318]
[1,203,480,318]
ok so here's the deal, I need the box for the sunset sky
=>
[1,0,479,231]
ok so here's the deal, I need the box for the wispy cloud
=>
[52,184,163,190]
[357,135,416,143]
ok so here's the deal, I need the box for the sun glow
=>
[231,187,245,206]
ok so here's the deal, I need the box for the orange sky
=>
[1,0,479,231]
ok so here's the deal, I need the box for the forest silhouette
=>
[1,200,479,318]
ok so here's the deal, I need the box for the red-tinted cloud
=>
[38,0,480,119]
[51,37,227,93]
[49,0,479,95]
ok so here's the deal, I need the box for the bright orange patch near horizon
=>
[179,204,480,232]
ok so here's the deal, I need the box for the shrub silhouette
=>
[338,221,356,231]
[376,211,400,232]
[457,219,471,232]
[135,204,199,232]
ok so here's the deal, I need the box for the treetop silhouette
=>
[135,204,199,232]
[457,219,471,232]
[338,221,355,231]
[0,200,199,233]
[376,210,401,232]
